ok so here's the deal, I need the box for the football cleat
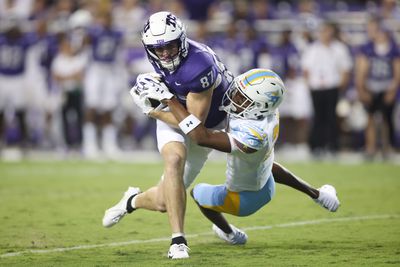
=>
[212,224,248,245]
[314,184,340,212]
[167,244,190,259]
[102,187,141,228]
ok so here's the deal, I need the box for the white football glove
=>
[146,81,174,102]
[314,184,340,212]
[132,73,173,110]
[135,73,163,95]
[130,87,155,115]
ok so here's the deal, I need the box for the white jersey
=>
[225,111,280,192]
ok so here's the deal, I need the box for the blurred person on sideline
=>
[112,0,146,35]
[121,45,157,150]
[211,20,241,75]
[0,19,37,156]
[27,18,59,149]
[378,0,400,21]
[83,11,125,159]
[301,21,352,158]
[51,33,87,152]
[129,68,340,246]
[355,17,400,160]
[269,29,311,159]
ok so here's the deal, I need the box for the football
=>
[148,98,161,108]
[148,98,167,110]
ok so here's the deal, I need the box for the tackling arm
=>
[149,86,213,128]
[148,80,214,128]
[164,97,232,152]
[148,110,180,128]
[148,88,213,128]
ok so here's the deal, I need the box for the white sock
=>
[102,124,118,151]
[130,194,137,209]
[172,232,185,239]
[83,123,97,149]
[84,123,96,140]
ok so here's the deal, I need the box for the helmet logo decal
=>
[143,21,150,33]
[244,70,277,86]
[166,14,177,28]
[265,91,280,106]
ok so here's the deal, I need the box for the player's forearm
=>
[163,98,191,122]
[193,131,231,153]
[163,98,211,142]
[164,98,231,152]
[149,110,180,128]
[272,162,319,199]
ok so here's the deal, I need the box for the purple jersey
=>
[38,34,58,69]
[269,42,299,79]
[236,37,268,74]
[88,26,123,63]
[126,47,150,86]
[152,39,232,128]
[360,41,400,92]
[0,33,37,75]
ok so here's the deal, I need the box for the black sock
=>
[171,236,187,246]
[126,194,137,214]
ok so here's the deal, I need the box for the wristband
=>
[178,114,201,134]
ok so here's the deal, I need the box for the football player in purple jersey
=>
[356,17,400,159]
[83,12,125,159]
[0,21,37,153]
[103,11,233,259]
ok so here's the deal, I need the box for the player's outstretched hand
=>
[314,184,340,212]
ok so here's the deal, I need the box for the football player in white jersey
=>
[138,68,340,244]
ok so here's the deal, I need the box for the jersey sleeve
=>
[229,122,267,151]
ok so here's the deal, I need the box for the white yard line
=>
[1,214,398,258]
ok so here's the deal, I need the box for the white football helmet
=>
[221,69,285,119]
[141,11,188,72]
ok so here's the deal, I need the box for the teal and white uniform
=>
[192,111,279,216]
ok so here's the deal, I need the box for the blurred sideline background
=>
[0,0,399,163]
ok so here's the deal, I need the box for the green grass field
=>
[0,160,399,266]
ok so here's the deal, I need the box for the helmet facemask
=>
[221,69,285,120]
[222,81,259,119]
[144,37,185,72]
